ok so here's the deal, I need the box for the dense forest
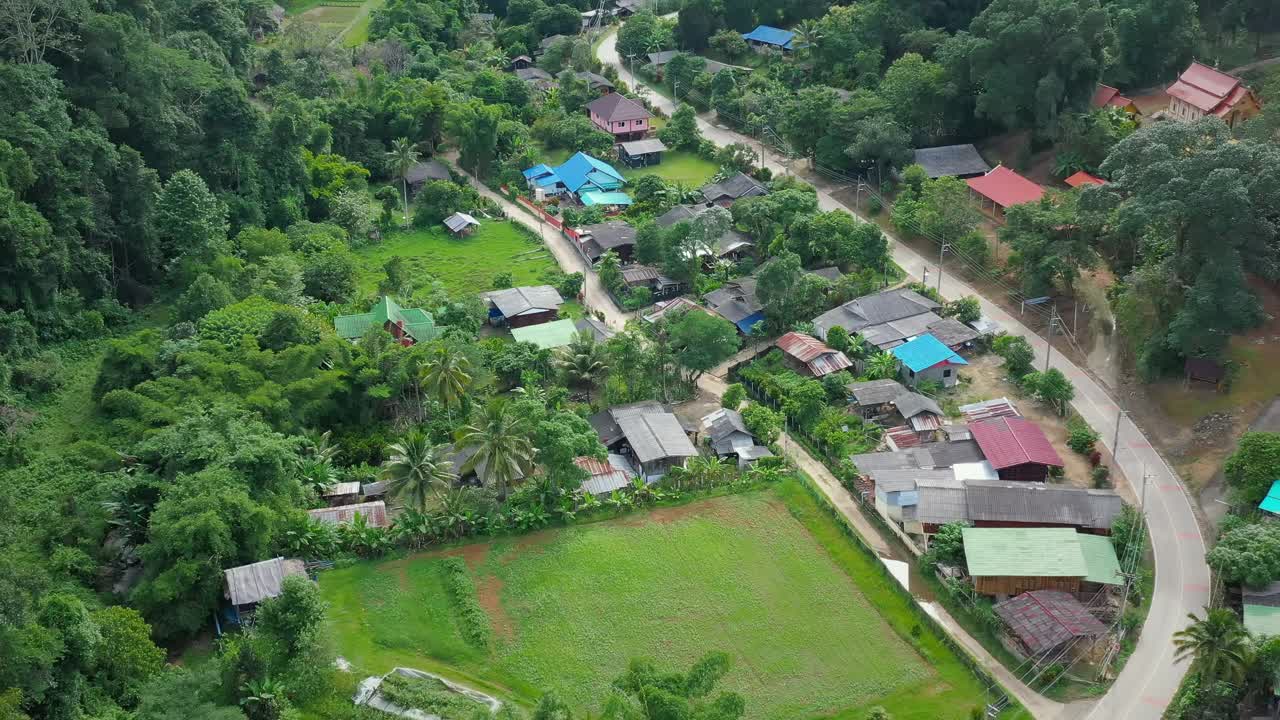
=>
[3,0,1280,717]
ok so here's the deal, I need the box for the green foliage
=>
[666,303,741,381]
[992,334,1034,379]
[1224,432,1280,506]
[255,576,328,659]
[154,170,231,268]
[91,607,166,708]
[721,383,746,410]
[302,249,358,303]
[659,105,703,152]
[1021,368,1075,415]
[413,181,481,228]
[1066,416,1100,455]
[755,252,829,333]
[1001,194,1092,296]
[941,296,981,325]
[1207,522,1280,588]
[178,274,236,323]
[1173,609,1252,685]
[921,522,967,571]
[440,558,492,650]
[741,404,782,445]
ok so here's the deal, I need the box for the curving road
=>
[597,29,1209,720]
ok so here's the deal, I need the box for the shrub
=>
[741,403,782,445]
[866,196,883,215]
[11,351,64,395]
[721,383,746,409]
[1067,416,1100,455]
[992,334,1035,378]
[1091,465,1111,488]
[440,557,491,649]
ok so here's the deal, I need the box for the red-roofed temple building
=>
[1166,61,1260,128]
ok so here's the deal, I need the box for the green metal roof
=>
[962,527,1088,578]
[1077,533,1124,585]
[510,319,577,349]
[1245,604,1280,637]
[334,296,440,341]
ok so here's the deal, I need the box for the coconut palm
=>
[864,351,900,381]
[421,345,473,418]
[553,332,609,391]
[457,399,536,501]
[1173,608,1253,684]
[793,19,823,58]
[385,137,420,222]
[302,429,340,463]
[381,432,458,512]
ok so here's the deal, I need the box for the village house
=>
[655,204,756,261]
[1064,171,1106,188]
[307,501,390,528]
[911,144,992,179]
[511,318,578,349]
[443,442,528,487]
[334,296,442,346]
[223,557,308,623]
[507,54,533,70]
[642,297,708,323]
[617,138,668,168]
[742,25,795,53]
[969,416,1065,482]
[995,590,1109,657]
[1166,61,1260,127]
[846,378,908,419]
[704,277,764,334]
[891,333,968,388]
[890,392,945,438]
[966,165,1046,221]
[588,401,699,479]
[404,159,451,196]
[1090,84,1139,114]
[515,66,555,91]
[813,287,978,351]
[701,172,767,207]
[483,285,565,328]
[523,152,628,204]
[701,408,772,468]
[576,220,637,263]
[576,71,615,94]
[586,93,653,141]
[575,455,639,495]
[321,482,361,507]
[622,265,685,299]
[961,527,1122,596]
[776,331,853,378]
[574,315,614,342]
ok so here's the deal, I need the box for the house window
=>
[908,369,915,378]
[616,121,625,129]
[943,369,952,378]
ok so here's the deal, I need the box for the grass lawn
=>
[318,480,1000,719]
[353,221,557,298]
[622,151,719,186]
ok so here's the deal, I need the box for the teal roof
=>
[1261,480,1280,514]
[555,152,625,193]
[892,333,968,372]
[962,527,1088,578]
[580,191,633,207]
[334,296,441,342]
[510,319,577,349]
[1245,604,1280,637]
[742,25,795,49]
[1077,534,1124,585]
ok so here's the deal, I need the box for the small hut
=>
[443,212,480,236]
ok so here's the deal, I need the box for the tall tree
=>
[1173,609,1252,684]
[1001,194,1094,296]
[385,138,420,222]
[152,170,230,268]
[457,399,537,500]
[421,345,473,417]
[382,433,458,511]
[553,332,609,391]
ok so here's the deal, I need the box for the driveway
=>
[599,28,1209,720]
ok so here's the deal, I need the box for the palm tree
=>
[457,399,536,501]
[864,351,899,381]
[793,19,823,59]
[421,345,473,419]
[381,433,458,512]
[303,429,339,463]
[1173,608,1253,684]
[553,332,609,391]
[385,137,420,222]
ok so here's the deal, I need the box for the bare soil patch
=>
[475,573,515,641]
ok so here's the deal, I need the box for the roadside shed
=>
[969,416,1064,483]
[995,590,1108,655]
[443,212,480,236]
[912,144,991,179]
[966,166,1046,220]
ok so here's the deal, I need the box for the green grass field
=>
[621,151,719,186]
[318,481,998,719]
[353,222,558,297]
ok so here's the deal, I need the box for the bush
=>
[741,403,782,445]
[721,383,746,409]
[866,195,883,215]
[440,557,492,650]
[992,334,1035,378]
[1067,416,1100,455]
[11,351,64,395]
[1091,465,1111,488]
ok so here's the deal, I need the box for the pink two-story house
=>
[586,93,653,142]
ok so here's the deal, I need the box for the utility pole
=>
[936,242,950,293]
[922,267,929,287]
[1111,408,1127,463]
[1043,306,1059,373]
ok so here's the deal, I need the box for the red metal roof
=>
[966,166,1045,209]
[995,590,1107,655]
[969,417,1064,470]
[1090,84,1133,110]
[776,332,853,376]
[885,425,922,449]
[573,456,615,476]
[1064,171,1106,188]
[1168,61,1249,114]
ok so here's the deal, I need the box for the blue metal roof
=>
[523,163,554,179]
[580,191,633,207]
[891,333,968,373]
[742,25,794,49]
[1261,480,1280,514]
[556,152,625,193]
[735,311,765,335]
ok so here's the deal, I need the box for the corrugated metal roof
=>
[444,212,479,232]
[892,392,943,420]
[576,455,635,495]
[969,417,1064,470]
[848,379,907,406]
[962,527,1088,578]
[1090,84,1134,110]
[995,590,1107,655]
[1244,581,1280,608]
[914,478,968,524]
[307,501,389,528]
[580,191,634,207]
[912,144,991,179]
[701,172,766,203]
[1167,61,1246,112]
[874,468,955,493]
[1077,533,1123,585]
[619,138,667,155]
[1064,171,1106,188]
[885,425,923,449]
[617,413,699,464]
[959,397,1020,422]
[776,332,853,376]
[966,166,1046,209]
[224,557,307,606]
[891,333,968,373]
[963,480,1121,529]
[642,297,708,324]
[742,25,794,48]
[323,481,361,497]
[586,93,653,122]
[484,285,564,317]
[554,152,625,193]
[1261,480,1280,514]
[511,318,577,349]
[1244,605,1280,637]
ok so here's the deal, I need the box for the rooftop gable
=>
[586,92,653,123]
[966,166,1046,209]
[969,416,1064,470]
[891,333,968,373]
[742,25,794,48]
[962,527,1088,578]
[555,152,626,193]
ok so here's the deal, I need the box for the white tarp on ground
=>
[354,667,503,720]
[879,557,911,592]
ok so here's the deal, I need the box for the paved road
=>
[599,29,1210,720]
